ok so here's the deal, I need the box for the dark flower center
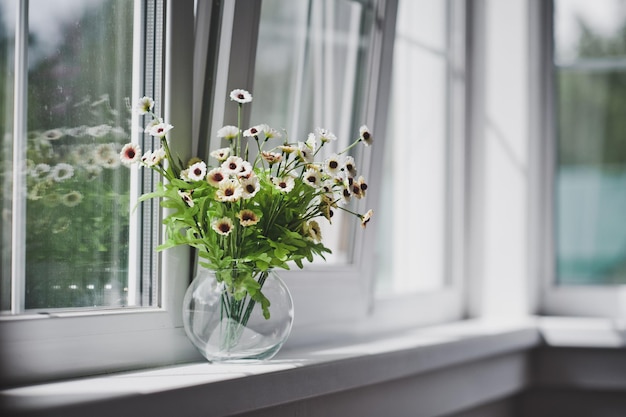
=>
[329,161,338,169]
[246,184,255,193]
[225,188,234,196]
[219,224,230,232]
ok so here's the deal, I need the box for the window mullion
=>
[10,0,28,315]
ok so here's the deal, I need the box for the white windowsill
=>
[1,316,624,417]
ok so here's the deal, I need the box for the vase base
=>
[200,343,285,364]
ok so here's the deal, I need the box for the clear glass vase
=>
[182,268,294,362]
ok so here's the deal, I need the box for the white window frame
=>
[0,0,198,387]
[1,0,470,387]
[199,0,389,335]
[368,0,467,330]
[533,0,626,318]
[201,0,468,336]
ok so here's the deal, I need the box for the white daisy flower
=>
[305,133,317,151]
[229,89,252,104]
[351,180,363,199]
[343,155,357,177]
[147,122,174,138]
[206,167,227,187]
[120,143,142,165]
[141,147,166,167]
[240,175,260,199]
[144,117,163,133]
[237,160,253,178]
[315,127,337,143]
[221,156,244,176]
[356,175,368,197]
[210,147,231,161]
[324,154,341,175]
[261,151,282,164]
[360,209,374,229]
[341,185,352,204]
[305,220,322,242]
[237,209,260,227]
[278,145,297,154]
[264,126,282,140]
[216,125,239,140]
[215,178,243,202]
[272,176,295,193]
[303,168,321,188]
[297,142,314,163]
[49,163,74,182]
[135,96,155,115]
[359,125,373,146]
[244,124,268,138]
[212,217,234,236]
[186,161,207,182]
[178,190,194,207]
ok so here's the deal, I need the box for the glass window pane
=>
[554,0,626,285]
[0,0,151,311]
[376,0,450,295]
[250,0,375,265]
[555,0,626,62]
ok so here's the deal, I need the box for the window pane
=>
[250,0,375,265]
[554,0,626,285]
[376,0,450,294]
[0,0,161,311]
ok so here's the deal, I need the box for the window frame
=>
[201,0,467,334]
[534,0,626,318]
[199,0,390,333]
[1,0,470,387]
[0,0,198,388]
[368,0,468,329]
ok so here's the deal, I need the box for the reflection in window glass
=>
[376,0,449,294]
[0,0,150,311]
[554,0,626,285]
[250,0,374,265]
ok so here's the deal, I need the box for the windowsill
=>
[1,316,624,417]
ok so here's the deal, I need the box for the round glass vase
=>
[182,268,294,363]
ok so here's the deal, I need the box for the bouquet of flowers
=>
[120,89,373,321]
